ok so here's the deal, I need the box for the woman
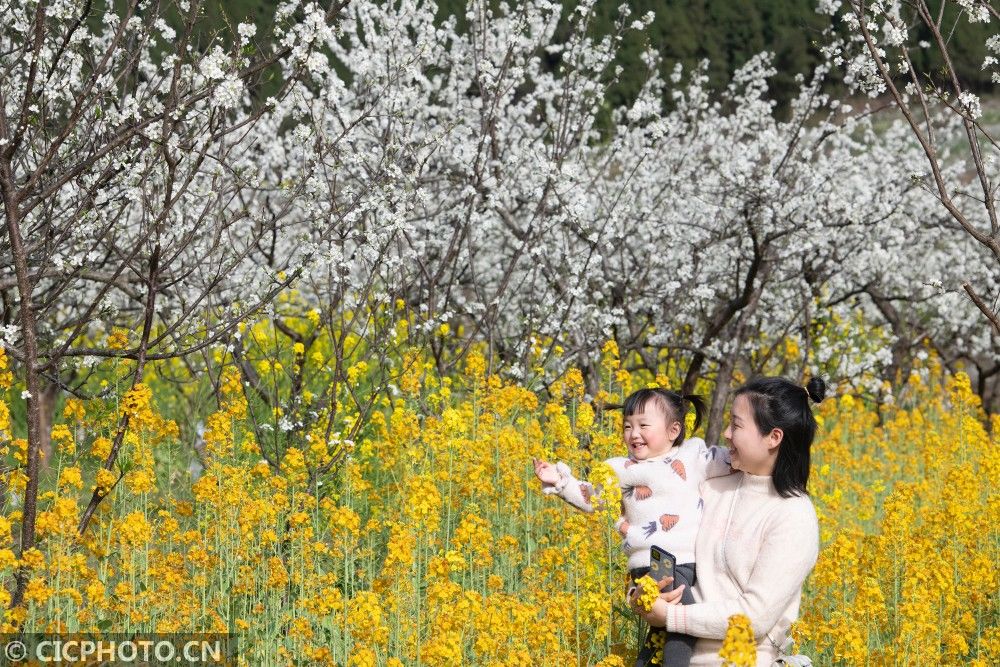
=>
[631,377,824,666]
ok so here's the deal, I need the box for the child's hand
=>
[533,458,562,486]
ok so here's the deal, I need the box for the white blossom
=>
[959,91,983,119]
[238,22,257,41]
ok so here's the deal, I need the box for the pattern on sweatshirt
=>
[542,437,732,569]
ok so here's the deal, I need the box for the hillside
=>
[212,0,995,106]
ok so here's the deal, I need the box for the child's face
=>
[622,403,680,460]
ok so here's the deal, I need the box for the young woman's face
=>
[622,404,680,461]
[723,394,780,475]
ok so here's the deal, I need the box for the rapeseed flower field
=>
[0,313,997,666]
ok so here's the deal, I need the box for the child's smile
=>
[623,408,679,461]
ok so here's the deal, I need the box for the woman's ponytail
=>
[805,377,826,404]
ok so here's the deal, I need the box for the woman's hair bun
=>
[805,377,826,404]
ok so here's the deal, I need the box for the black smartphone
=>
[648,545,676,592]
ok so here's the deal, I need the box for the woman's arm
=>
[641,505,819,640]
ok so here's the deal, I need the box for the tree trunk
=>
[705,354,737,446]
[2,177,43,612]
[702,252,771,444]
[37,379,59,467]
[682,233,766,395]
[867,288,913,386]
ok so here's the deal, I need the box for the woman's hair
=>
[733,376,826,498]
[620,388,706,447]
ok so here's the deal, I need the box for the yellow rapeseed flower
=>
[62,398,86,422]
[404,475,442,531]
[588,461,621,519]
[24,577,52,604]
[117,511,152,547]
[106,328,129,350]
[91,436,112,460]
[595,656,625,667]
[94,468,116,497]
[719,613,755,667]
[634,575,660,613]
[58,466,83,490]
[0,516,11,546]
[20,547,45,570]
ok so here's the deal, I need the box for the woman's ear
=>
[768,428,784,451]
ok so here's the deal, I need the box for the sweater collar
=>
[740,471,776,495]
[627,447,678,465]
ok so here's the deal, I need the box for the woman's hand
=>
[659,582,684,606]
[628,577,685,626]
[533,458,561,485]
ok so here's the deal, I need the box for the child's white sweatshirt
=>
[542,438,732,569]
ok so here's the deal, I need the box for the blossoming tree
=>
[822,1,1000,336]
[0,0,359,607]
[3,0,999,616]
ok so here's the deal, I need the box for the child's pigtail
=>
[683,394,706,434]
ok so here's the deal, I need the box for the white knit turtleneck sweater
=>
[661,471,819,666]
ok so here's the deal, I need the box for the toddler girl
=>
[534,388,732,667]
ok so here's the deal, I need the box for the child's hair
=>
[733,376,826,498]
[620,388,706,447]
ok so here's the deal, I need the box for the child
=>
[534,388,732,667]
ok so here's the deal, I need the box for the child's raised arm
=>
[533,458,597,513]
[533,458,562,486]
